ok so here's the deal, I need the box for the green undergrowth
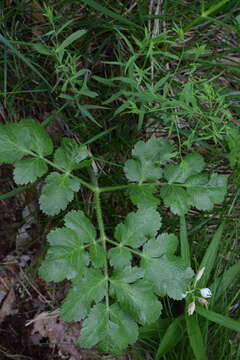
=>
[0,0,239,359]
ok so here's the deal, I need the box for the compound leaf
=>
[54,138,89,172]
[13,158,48,184]
[114,207,161,248]
[80,303,138,354]
[64,210,96,244]
[61,269,107,321]
[128,184,160,208]
[39,172,80,215]
[39,227,89,282]
[124,137,174,183]
[108,246,132,268]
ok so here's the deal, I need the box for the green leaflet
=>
[124,137,174,182]
[141,255,194,300]
[80,303,138,354]
[164,153,205,183]
[39,227,89,282]
[160,186,191,216]
[160,173,227,216]
[19,119,53,156]
[110,267,162,325]
[141,234,193,299]
[0,122,32,163]
[64,210,96,243]
[89,243,105,268]
[128,184,160,208]
[143,233,178,258]
[0,119,52,164]
[54,138,89,172]
[108,246,132,268]
[39,172,80,215]
[61,269,107,321]
[13,158,48,185]
[141,255,193,300]
[114,206,161,248]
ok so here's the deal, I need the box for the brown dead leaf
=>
[29,311,83,359]
[0,287,17,324]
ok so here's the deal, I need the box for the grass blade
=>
[0,34,50,87]
[210,262,240,303]
[155,316,185,359]
[185,314,207,360]
[180,215,191,267]
[196,307,240,332]
[80,0,140,29]
[198,221,225,288]
[0,186,29,201]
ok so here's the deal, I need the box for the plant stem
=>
[105,238,147,259]
[94,188,109,309]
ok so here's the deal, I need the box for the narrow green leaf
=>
[155,316,184,359]
[39,172,80,215]
[196,307,240,332]
[80,0,140,28]
[13,158,48,184]
[56,29,87,53]
[198,221,225,288]
[186,314,207,360]
[0,34,51,87]
[33,43,53,55]
[210,263,240,302]
[180,216,191,267]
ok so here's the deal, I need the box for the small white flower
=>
[199,288,212,298]
[195,267,205,282]
[187,301,196,316]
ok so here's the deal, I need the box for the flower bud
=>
[198,297,209,308]
[187,301,196,316]
[195,267,205,282]
[199,288,212,298]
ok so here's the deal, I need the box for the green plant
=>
[0,119,231,355]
